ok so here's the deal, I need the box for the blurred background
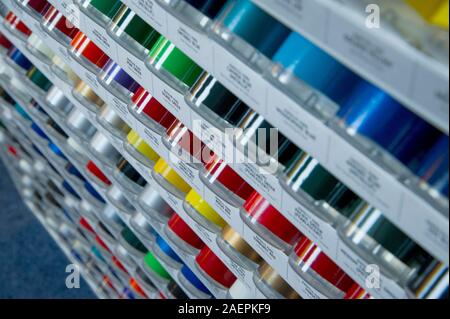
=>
[0,161,94,299]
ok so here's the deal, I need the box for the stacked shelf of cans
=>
[112,0,449,270]
[0,98,133,299]
[0,24,290,300]
[0,43,227,300]
[0,154,110,299]
[0,67,225,300]
[0,8,271,300]
[0,4,356,300]
[2,30,232,298]
[1,74,194,300]
[0,0,448,300]
[113,0,449,267]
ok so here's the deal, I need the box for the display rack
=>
[0,22,260,299]
[0,0,436,299]
[1,88,168,299]
[1,8,358,299]
[1,60,181,299]
[48,0,449,267]
[1,102,125,299]
[0,74,199,299]
[1,0,448,300]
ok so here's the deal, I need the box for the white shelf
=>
[39,0,449,268]
[3,0,447,298]
[119,0,450,265]
[1,2,408,298]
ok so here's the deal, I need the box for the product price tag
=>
[116,45,153,89]
[337,242,407,299]
[242,223,289,277]
[107,95,136,128]
[268,86,331,163]
[286,266,328,299]
[152,76,191,125]
[166,14,213,71]
[190,111,229,160]
[63,1,81,28]
[191,219,216,247]
[410,63,449,133]
[213,46,267,111]
[400,195,449,264]
[51,0,69,15]
[213,244,256,293]
[328,134,403,218]
[169,155,204,192]
[254,0,328,40]
[162,188,184,214]
[327,12,414,96]
[176,204,216,247]
[282,192,339,258]
[78,68,101,92]
[233,161,283,207]
[202,185,243,233]
[131,119,159,151]
[143,126,167,158]
[80,13,118,61]
[129,0,168,34]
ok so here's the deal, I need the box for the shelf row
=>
[31,0,450,266]
[1,1,448,299]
